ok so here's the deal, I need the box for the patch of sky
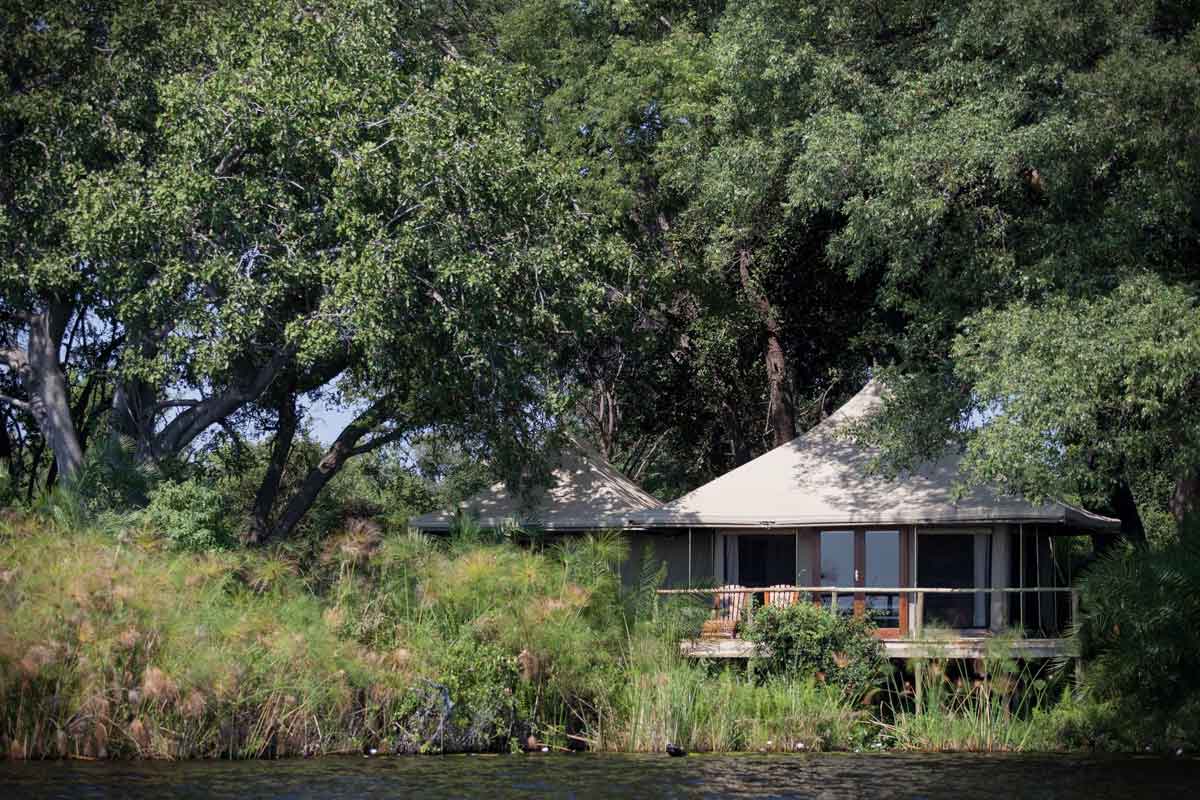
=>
[624,101,664,146]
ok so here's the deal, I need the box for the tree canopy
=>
[2,0,1198,544]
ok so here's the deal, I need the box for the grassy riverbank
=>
[0,508,1188,759]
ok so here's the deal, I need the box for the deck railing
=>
[654,585,1081,637]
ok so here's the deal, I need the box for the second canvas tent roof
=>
[408,447,660,532]
[630,380,1119,532]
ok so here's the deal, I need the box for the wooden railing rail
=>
[655,586,1081,636]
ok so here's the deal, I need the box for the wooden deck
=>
[681,636,1078,660]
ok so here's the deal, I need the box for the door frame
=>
[912,527,992,633]
[811,527,910,638]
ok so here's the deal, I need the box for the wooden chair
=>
[766,584,800,608]
[700,585,747,639]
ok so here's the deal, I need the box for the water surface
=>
[2,752,1198,799]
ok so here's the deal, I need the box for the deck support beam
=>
[679,636,1079,660]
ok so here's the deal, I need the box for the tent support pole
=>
[1019,524,1025,633]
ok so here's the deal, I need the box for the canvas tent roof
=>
[409,447,660,532]
[631,380,1120,532]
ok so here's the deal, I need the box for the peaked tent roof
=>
[409,447,660,532]
[631,380,1119,532]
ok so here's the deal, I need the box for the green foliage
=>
[75,435,156,512]
[744,602,887,696]
[3,0,1200,759]
[0,509,1158,758]
[882,645,1064,752]
[2,0,628,527]
[392,638,530,754]
[143,479,236,552]
[952,275,1200,509]
[1075,533,1200,747]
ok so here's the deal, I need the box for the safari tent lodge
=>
[411,380,1120,660]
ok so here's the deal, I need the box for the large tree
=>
[486,1,881,494]
[1,1,623,538]
[776,0,1200,539]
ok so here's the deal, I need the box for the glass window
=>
[917,532,990,628]
[820,530,854,615]
[865,530,900,628]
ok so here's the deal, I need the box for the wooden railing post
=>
[914,590,925,638]
[1070,589,1080,629]
[831,591,839,615]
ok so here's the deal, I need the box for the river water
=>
[2,753,1198,799]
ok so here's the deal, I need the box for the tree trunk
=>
[738,248,795,447]
[1170,468,1200,532]
[4,304,85,485]
[1096,477,1145,552]
[245,390,299,545]
[111,377,158,451]
[264,397,401,543]
[0,418,12,466]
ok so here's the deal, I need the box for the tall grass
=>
[0,513,640,758]
[0,521,407,759]
[878,638,1064,752]
[596,651,866,753]
[0,508,1119,759]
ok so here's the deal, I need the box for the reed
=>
[876,638,1063,752]
[584,611,869,754]
[0,510,1128,759]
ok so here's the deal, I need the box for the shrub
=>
[743,602,887,696]
[392,637,531,753]
[143,479,236,552]
[1075,531,1200,748]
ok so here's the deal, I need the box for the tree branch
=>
[348,427,407,457]
[263,394,402,543]
[214,144,246,177]
[153,345,294,458]
[0,394,31,414]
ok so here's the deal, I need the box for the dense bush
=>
[142,479,236,552]
[743,601,888,696]
[392,638,532,754]
[1075,531,1200,748]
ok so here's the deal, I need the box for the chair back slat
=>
[714,585,745,620]
[766,584,799,608]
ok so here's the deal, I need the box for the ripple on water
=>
[1,752,1198,800]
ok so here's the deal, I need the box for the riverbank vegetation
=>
[4,494,1196,759]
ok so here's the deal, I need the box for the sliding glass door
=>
[916,530,991,629]
[818,529,905,632]
[819,530,855,615]
[865,530,901,628]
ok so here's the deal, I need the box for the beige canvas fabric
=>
[409,447,660,532]
[631,380,1119,531]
